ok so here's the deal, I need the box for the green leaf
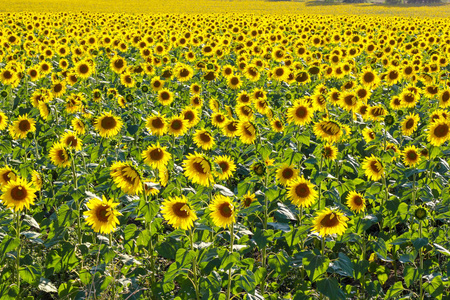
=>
[412,238,428,251]
[302,252,330,282]
[38,278,58,293]
[79,269,92,285]
[268,250,289,275]
[376,265,389,285]
[317,278,345,300]
[328,253,354,278]
[0,235,20,260]
[19,265,41,285]
[424,276,444,299]
[236,269,257,293]
[252,228,271,249]
[175,248,195,267]
[384,281,404,299]
[275,202,296,221]
[127,124,139,135]
[57,204,77,227]
[124,224,137,253]
[138,199,159,223]
[403,265,420,288]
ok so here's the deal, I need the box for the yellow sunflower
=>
[427,119,450,146]
[157,89,174,106]
[402,145,421,167]
[0,110,9,130]
[110,161,143,195]
[313,119,344,143]
[287,176,317,208]
[193,129,215,150]
[142,142,172,170]
[287,99,314,125]
[312,207,349,237]
[401,113,420,136]
[31,170,43,191]
[146,114,167,136]
[49,142,71,167]
[346,191,366,213]
[362,155,384,181]
[9,114,36,139]
[183,152,214,187]
[161,195,198,230]
[94,112,123,138]
[362,127,376,143]
[214,155,236,181]
[276,164,299,186]
[60,131,83,151]
[0,177,37,211]
[168,116,188,137]
[237,121,257,144]
[209,194,236,228]
[322,143,338,161]
[72,118,86,135]
[241,191,257,208]
[83,196,122,234]
[0,166,17,187]
[222,120,239,138]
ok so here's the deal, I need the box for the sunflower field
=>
[0,7,450,300]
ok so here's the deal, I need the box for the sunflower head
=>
[276,164,299,186]
[94,112,123,138]
[110,161,143,195]
[287,176,317,208]
[83,196,122,234]
[312,207,349,237]
[0,177,37,211]
[402,145,421,167]
[346,191,365,213]
[241,191,257,208]
[161,195,198,230]
[183,152,214,187]
[209,194,236,228]
[362,155,384,181]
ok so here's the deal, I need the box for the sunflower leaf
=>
[302,252,330,282]
[317,277,345,300]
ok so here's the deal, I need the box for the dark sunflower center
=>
[240,95,250,103]
[231,77,239,85]
[54,83,63,93]
[152,118,164,129]
[227,122,238,132]
[114,59,124,69]
[101,116,117,130]
[404,66,413,75]
[179,68,189,78]
[199,132,211,142]
[150,148,163,161]
[344,95,356,106]
[79,64,89,74]
[371,108,384,117]
[427,86,438,95]
[11,186,27,201]
[219,162,229,172]
[125,75,132,83]
[393,98,401,106]
[248,68,258,77]
[30,70,37,77]
[219,203,233,218]
[359,105,368,114]
[442,91,450,103]
[18,120,31,132]
[363,72,374,83]
[244,197,252,207]
[324,147,332,157]
[282,168,294,179]
[96,206,109,222]
[405,119,414,129]
[352,196,363,206]
[320,213,339,227]
[3,70,13,79]
[407,150,418,160]
[66,136,78,147]
[57,149,66,162]
[370,160,381,173]
[171,120,182,130]
[184,111,194,121]
[320,121,340,135]
[2,171,13,183]
[389,71,399,80]
[295,183,310,198]
[216,115,225,122]
[172,202,189,218]
[243,124,254,137]
[193,161,207,174]
[153,80,161,88]
[434,124,449,138]
[275,68,284,76]
[161,92,170,101]
[295,106,307,118]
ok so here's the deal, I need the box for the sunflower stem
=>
[318,155,324,210]
[419,222,424,300]
[143,191,156,286]
[109,233,116,300]
[189,229,200,300]
[15,210,21,298]
[226,223,234,300]
[412,173,416,207]
[33,132,39,160]
[321,236,325,258]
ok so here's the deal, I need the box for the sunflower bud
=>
[397,110,404,117]
[1,91,7,97]
[252,162,265,177]
[141,85,149,93]
[384,115,395,127]
[414,206,427,220]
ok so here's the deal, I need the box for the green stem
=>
[226,223,235,300]
[419,222,423,300]
[321,236,325,258]
[412,173,416,207]
[318,155,324,209]
[189,229,200,300]
[144,191,156,286]
[109,233,116,300]
[261,191,269,296]
[16,210,21,298]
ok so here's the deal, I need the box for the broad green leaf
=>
[384,281,403,299]
[412,238,428,251]
[317,278,345,300]
[302,252,330,282]
[328,252,354,278]
[268,251,289,275]
[236,269,257,293]
[403,265,420,288]
[19,265,41,285]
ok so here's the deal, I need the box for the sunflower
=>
[143,181,160,197]
[401,113,420,136]
[214,155,236,181]
[427,119,450,146]
[157,89,174,106]
[235,104,254,121]
[287,99,314,125]
[72,118,86,135]
[362,155,384,181]
[339,92,358,112]
[362,127,376,143]
[322,143,338,161]
[184,152,214,186]
[389,96,402,110]
[161,195,198,230]
[146,114,167,136]
[83,196,122,234]
[75,60,94,79]
[0,111,8,130]
[276,164,299,186]
[94,112,123,138]
[209,195,236,228]
[0,177,37,211]
[399,91,417,109]
[312,207,348,237]
[31,170,43,191]
[120,72,135,88]
[313,119,344,143]
[237,121,257,144]
[150,76,164,92]
[174,64,194,82]
[241,191,256,208]
[49,142,71,167]
[346,191,366,213]
[193,129,215,150]
[110,161,143,195]
[168,116,188,137]
[181,108,200,128]
[402,145,421,167]
[142,142,172,170]
[360,68,380,88]
[0,166,17,187]
[9,114,36,139]
[287,176,317,208]
[227,76,242,90]
[211,112,228,128]
[111,56,127,74]
[368,106,386,121]
[222,120,239,137]
[60,131,83,151]
[439,89,450,108]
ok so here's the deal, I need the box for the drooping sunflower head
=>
[83,196,122,234]
[71,117,87,135]
[346,191,366,213]
[94,112,123,138]
[222,120,239,137]
[0,166,17,187]
[313,118,344,143]
[0,177,37,211]
[312,207,349,237]
[161,195,198,231]
[276,164,299,186]
[209,194,236,228]
[362,155,384,181]
[183,152,214,187]
[110,161,143,195]
[237,120,257,144]
[49,142,71,168]
[287,176,317,208]
[142,142,172,170]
